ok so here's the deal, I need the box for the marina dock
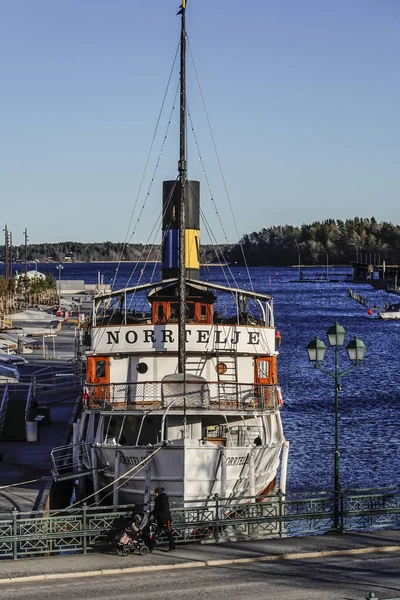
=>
[0,308,83,512]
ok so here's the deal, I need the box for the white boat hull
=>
[93,438,284,505]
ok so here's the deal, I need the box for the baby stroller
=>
[111,513,154,556]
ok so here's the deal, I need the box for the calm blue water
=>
[9,262,400,493]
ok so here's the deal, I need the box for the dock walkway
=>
[0,322,81,512]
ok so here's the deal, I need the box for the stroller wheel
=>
[139,545,149,556]
[121,547,130,557]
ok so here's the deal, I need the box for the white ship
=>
[52,2,289,507]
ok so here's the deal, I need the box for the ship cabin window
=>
[194,302,213,324]
[167,302,195,322]
[102,414,162,446]
[136,362,148,374]
[104,415,123,445]
[95,360,106,378]
[229,425,261,446]
[186,302,195,321]
[157,304,164,322]
[202,416,263,447]
[169,303,179,321]
[257,361,269,379]
[152,302,167,324]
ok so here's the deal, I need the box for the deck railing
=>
[0,487,399,560]
[0,383,9,439]
[85,381,282,412]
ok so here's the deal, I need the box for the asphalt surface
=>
[1,552,399,600]
[0,529,399,586]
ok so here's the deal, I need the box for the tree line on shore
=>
[0,274,57,316]
[228,217,400,265]
[2,218,400,266]
[1,242,230,265]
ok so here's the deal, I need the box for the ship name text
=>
[225,454,250,467]
[105,329,260,347]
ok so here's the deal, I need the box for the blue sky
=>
[1,0,399,245]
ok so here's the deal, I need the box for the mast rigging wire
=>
[187,37,255,294]
[111,41,180,291]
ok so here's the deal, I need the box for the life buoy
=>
[276,386,283,407]
[82,386,89,406]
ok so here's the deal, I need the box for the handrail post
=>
[339,487,344,533]
[12,507,18,560]
[82,502,87,554]
[278,489,284,538]
[214,493,220,543]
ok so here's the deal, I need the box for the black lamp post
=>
[306,322,366,531]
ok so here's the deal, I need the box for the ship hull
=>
[92,438,284,505]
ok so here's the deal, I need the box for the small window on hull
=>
[96,361,106,378]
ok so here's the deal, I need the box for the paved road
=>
[0,530,400,599]
[1,551,399,600]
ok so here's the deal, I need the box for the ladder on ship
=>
[185,354,207,377]
[216,349,238,405]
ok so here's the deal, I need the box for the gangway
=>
[51,441,94,481]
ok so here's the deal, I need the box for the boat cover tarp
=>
[161,373,210,408]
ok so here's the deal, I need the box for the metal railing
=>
[29,366,81,398]
[51,442,93,478]
[86,381,281,412]
[24,380,34,422]
[0,487,399,560]
[0,383,9,439]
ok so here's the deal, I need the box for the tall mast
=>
[178,1,187,374]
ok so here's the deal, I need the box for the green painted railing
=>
[0,487,399,560]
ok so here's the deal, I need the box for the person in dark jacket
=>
[151,487,176,551]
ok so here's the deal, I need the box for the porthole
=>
[216,362,227,375]
[136,362,148,374]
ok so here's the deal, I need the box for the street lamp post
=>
[306,322,366,531]
[56,264,64,308]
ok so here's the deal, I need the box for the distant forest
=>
[3,242,229,265]
[3,218,400,266]
[228,217,400,265]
